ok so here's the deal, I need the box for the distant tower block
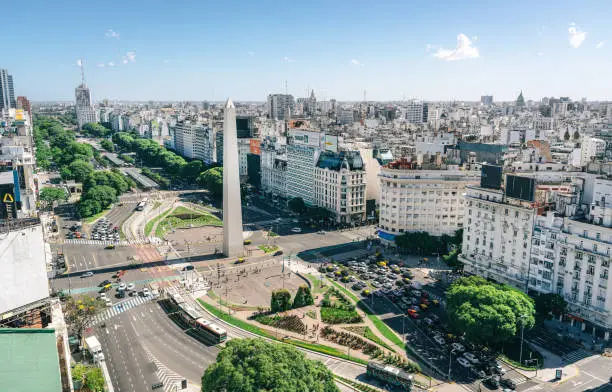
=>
[222,98,244,257]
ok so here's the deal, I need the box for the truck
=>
[84,336,105,362]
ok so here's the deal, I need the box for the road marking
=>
[582,370,608,383]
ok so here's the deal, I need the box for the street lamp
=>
[448,348,457,380]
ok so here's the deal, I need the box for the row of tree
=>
[82,122,113,138]
[270,286,314,313]
[395,229,463,255]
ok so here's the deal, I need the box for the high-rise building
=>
[286,129,322,205]
[75,83,97,128]
[16,97,31,118]
[267,94,294,120]
[172,121,215,165]
[405,101,428,124]
[0,69,16,111]
[480,95,493,106]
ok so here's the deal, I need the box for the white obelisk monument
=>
[222,98,244,257]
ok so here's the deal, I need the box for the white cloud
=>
[108,62,115,67]
[283,56,295,63]
[105,29,120,39]
[97,63,105,68]
[163,59,170,64]
[122,51,136,64]
[248,51,255,56]
[568,24,587,48]
[472,36,478,41]
[350,59,363,66]
[596,41,605,49]
[433,33,479,61]
[537,52,544,56]
[76,59,83,67]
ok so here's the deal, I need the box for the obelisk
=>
[222,98,244,257]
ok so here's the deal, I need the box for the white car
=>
[81,271,94,278]
[451,343,465,352]
[433,335,446,345]
[105,298,112,307]
[142,288,151,297]
[118,283,127,291]
[463,352,480,364]
[99,293,107,300]
[457,357,471,368]
[127,283,135,291]
[291,227,302,233]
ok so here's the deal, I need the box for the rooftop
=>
[0,328,62,392]
[316,150,364,171]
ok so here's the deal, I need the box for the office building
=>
[75,83,97,128]
[0,69,16,111]
[378,159,479,241]
[267,94,294,120]
[314,151,367,223]
[172,121,216,165]
[405,101,428,124]
[260,141,288,199]
[481,95,494,106]
[286,129,322,205]
[16,96,31,118]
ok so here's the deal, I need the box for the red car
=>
[407,309,419,319]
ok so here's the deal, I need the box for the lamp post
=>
[448,348,457,380]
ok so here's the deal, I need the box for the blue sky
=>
[3,0,612,102]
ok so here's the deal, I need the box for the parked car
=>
[500,378,516,390]
[127,283,135,291]
[98,280,112,287]
[81,271,94,278]
[457,357,471,368]
[291,227,302,233]
[451,343,465,352]
[463,352,480,364]
[433,335,446,345]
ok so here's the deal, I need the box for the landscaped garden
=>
[320,287,362,324]
[155,206,221,238]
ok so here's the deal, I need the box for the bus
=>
[136,201,146,211]
[195,318,227,344]
[366,362,413,390]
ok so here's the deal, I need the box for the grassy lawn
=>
[83,207,111,224]
[152,201,162,210]
[197,299,368,365]
[155,208,222,238]
[144,206,173,237]
[328,280,406,350]
[258,244,279,253]
[305,273,326,294]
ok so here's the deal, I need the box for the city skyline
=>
[3,0,612,102]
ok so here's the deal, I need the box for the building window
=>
[587,265,595,275]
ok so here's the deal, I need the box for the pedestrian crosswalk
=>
[64,238,149,246]
[562,348,592,363]
[90,296,151,325]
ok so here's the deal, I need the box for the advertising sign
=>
[249,139,261,155]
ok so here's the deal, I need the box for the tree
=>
[82,185,117,208]
[271,289,292,312]
[100,139,114,152]
[446,276,535,346]
[82,122,112,137]
[292,285,314,309]
[563,130,570,141]
[201,339,338,392]
[288,197,306,214]
[63,296,104,341]
[573,130,580,140]
[198,167,223,198]
[442,248,463,270]
[68,160,94,183]
[182,160,204,181]
[534,293,566,322]
[39,187,68,210]
[78,199,102,217]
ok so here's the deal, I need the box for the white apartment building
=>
[238,138,251,180]
[581,137,606,166]
[460,186,536,289]
[378,160,480,240]
[314,151,367,223]
[172,121,215,164]
[405,101,428,124]
[286,129,322,205]
[75,83,97,128]
[533,215,611,340]
[260,142,287,198]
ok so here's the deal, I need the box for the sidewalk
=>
[513,342,580,383]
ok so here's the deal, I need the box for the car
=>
[412,290,422,297]
[275,217,282,222]
[492,363,505,375]
[142,288,151,297]
[81,271,94,278]
[235,257,246,264]
[127,283,135,291]
[317,230,326,235]
[98,280,112,287]
[99,293,107,300]
[407,309,419,319]
[457,357,471,368]
[423,317,434,326]
[118,283,127,291]
[484,376,500,389]
[291,227,302,233]
[433,335,446,345]
[105,298,113,307]
[371,281,380,288]
[451,343,465,352]
[500,378,516,390]
[463,352,480,364]
[105,244,115,250]
[273,250,284,256]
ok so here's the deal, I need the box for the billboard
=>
[505,174,535,202]
[249,139,261,155]
[324,135,338,152]
[288,129,321,147]
[480,164,502,190]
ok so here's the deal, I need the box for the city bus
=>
[194,318,227,344]
[366,362,413,390]
[135,200,146,211]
